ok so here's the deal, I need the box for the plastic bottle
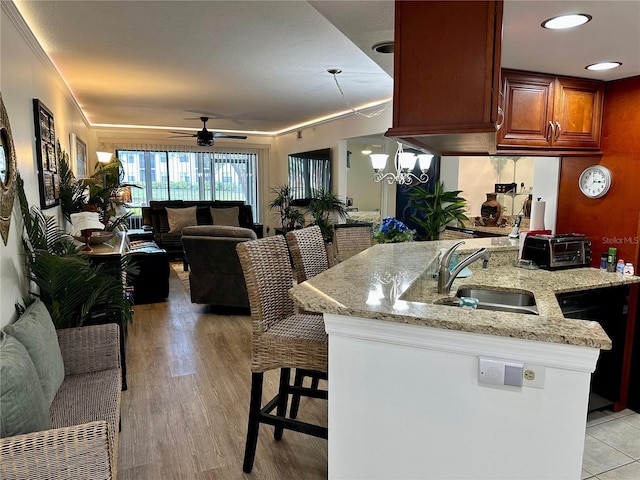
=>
[607,247,617,272]
[623,263,635,276]
[616,259,625,274]
[600,253,608,269]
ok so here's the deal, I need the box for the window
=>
[288,148,331,204]
[117,147,260,222]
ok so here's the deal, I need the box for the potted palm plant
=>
[268,184,305,230]
[16,174,135,329]
[58,146,135,232]
[308,187,348,243]
[408,180,469,241]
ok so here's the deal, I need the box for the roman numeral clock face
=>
[578,165,612,199]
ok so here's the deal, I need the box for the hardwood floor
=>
[118,267,328,479]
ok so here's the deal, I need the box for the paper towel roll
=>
[530,200,546,231]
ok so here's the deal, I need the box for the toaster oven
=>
[522,234,592,270]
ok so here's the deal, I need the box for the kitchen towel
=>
[530,199,546,231]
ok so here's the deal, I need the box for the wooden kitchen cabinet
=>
[498,69,604,151]
[385,0,503,155]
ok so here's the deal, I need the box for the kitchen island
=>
[290,237,640,480]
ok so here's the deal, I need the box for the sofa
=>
[148,200,262,260]
[0,301,121,480]
[181,225,257,310]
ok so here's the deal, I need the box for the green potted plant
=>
[57,142,86,223]
[308,187,348,243]
[58,146,135,232]
[408,181,469,241]
[268,184,305,230]
[16,174,135,329]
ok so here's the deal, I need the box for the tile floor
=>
[582,409,640,479]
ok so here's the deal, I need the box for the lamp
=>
[361,145,372,155]
[96,142,112,163]
[96,151,112,163]
[370,142,433,185]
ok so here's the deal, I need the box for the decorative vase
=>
[480,193,501,226]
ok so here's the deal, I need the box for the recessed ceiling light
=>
[586,62,623,71]
[372,41,394,54]
[542,13,592,30]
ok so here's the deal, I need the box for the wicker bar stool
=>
[285,225,331,283]
[333,223,373,262]
[284,225,332,413]
[236,235,328,473]
[441,229,475,240]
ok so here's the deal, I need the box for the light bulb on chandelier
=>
[370,142,433,185]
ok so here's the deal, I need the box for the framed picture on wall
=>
[75,136,87,178]
[33,99,59,209]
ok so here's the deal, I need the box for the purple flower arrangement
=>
[373,216,415,243]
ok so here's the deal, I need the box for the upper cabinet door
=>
[386,0,503,155]
[498,71,555,147]
[498,69,604,151]
[552,77,603,150]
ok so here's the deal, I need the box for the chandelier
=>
[369,142,433,185]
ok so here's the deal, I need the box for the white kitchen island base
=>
[325,314,600,480]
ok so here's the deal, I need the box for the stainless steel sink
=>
[436,287,538,315]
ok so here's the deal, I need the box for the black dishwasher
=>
[556,286,629,411]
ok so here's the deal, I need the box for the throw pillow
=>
[5,300,65,407]
[0,332,50,438]
[166,206,197,234]
[210,207,240,227]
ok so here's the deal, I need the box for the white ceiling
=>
[11,0,640,138]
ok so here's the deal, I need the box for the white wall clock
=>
[578,165,612,199]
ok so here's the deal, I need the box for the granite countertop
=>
[457,217,531,236]
[289,237,640,349]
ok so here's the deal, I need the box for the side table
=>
[126,242,170,305]
[127,228,154,242]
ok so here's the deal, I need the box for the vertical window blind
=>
[116,144,262,222]
[288,149,331,201]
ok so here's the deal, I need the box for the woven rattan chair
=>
[285,225,330,283]
[236,235,328,473]
[284,225,332,414]
[441,229,475,240]
[333,222,373,262]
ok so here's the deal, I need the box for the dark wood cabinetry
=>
[498,69,604,151]
[385,0,503,156]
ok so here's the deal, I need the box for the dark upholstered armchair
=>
[181,225,257,309]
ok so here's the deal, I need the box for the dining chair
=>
[236,235,328,473]
[333,222,373,263]
[285,225,331,283]
[441,229,475,240]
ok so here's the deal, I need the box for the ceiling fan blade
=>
[168,131,197,137]
[212,133,248,139]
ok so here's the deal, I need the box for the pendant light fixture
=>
[370,142,433,185]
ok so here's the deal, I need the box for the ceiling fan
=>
[168,117,247,146]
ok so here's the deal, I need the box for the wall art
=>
[33,99,59,208]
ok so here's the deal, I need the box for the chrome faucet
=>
[437,241,491,294]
